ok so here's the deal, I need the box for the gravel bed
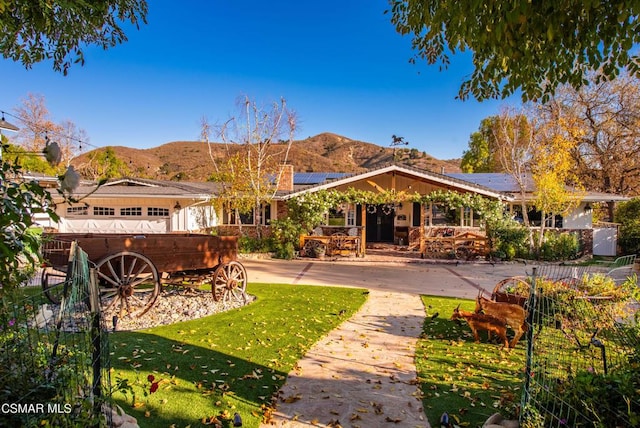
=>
[102,287,255,331]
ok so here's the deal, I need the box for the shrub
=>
[615,198,640,255]
[539,231,580,261]
[237,235,274,253]
[491,222,530,260]
[270,218,303,259]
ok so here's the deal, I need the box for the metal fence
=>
[0,242,112,427]
[520,264,639,427]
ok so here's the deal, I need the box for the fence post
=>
[522,267,537,416]
[89,267,103,425]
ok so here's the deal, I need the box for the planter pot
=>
[314,247,326,258]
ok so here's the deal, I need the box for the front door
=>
[365,204,395,242]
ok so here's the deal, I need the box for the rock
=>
[103,290,255,331]
[482,412,519,428]
[104,404,139,428]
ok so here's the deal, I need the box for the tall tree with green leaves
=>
[461,116,500,173]
[0,0,148,74]
[76,147,131,180]
[387,1,640,102]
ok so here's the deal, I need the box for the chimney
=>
[277,163,294,192]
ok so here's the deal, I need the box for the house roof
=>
[65,177,222,200]
[447,173,629,202]
[51,169,628,204]
[282,164,512,200]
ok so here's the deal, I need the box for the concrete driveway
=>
[241,258,532,299]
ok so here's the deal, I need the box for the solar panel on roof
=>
[293,172,350,185]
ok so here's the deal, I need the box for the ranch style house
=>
[46,164,628,257]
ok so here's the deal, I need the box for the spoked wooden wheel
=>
[492,276,530,306]
[212,261,247,304]
[96,252,160,317]
[42,267,68,304]
[303,239,325,257]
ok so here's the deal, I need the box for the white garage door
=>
[59,218,169,233]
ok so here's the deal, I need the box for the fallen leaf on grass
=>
[283,394,302,403]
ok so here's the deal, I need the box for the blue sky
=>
[1,0,518,160]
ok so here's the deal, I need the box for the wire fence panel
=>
[521,265,640,428]
[0,242,112,427]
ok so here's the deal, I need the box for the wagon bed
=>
[41,233,248,317]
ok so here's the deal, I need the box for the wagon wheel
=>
[42,268,68,304]
[95,252,160,318]
[212,261,247,304]
[303,239,325,257]
[492,276,530,306]
[454,242,472,260]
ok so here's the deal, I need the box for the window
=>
[327,208,346,226]
[223,203,271,225]
[431,204,457,226]
[148,207,169,217]
[120,207,142,216]
[462,207,472,227]
[346,208,356,226]
[93,207,114,216]
[66,206,88,216]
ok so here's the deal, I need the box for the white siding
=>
[58,218,169,233]
[562,203,592,229]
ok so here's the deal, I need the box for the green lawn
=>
[417,296,526,428]
[110,283,367,428]
[110,286,526,428]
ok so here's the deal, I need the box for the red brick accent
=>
[277,164,294,192]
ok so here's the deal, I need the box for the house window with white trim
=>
[66,206,88,216]
[94,207,115,216]
[346,207,356,226]
[327,208,346,226]
[462,207,472,227]
[148,207,170,217]
[120,207,142,216]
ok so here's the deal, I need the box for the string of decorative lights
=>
[0,108,101,152]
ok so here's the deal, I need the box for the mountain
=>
[71,132,462,181]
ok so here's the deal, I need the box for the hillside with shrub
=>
[71,132,461,181]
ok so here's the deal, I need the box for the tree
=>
[13,93,87,168]
[0,0,148,74]
[13,93,60,152]
[529,106,582,250]
[493,108,535,230]
[493,107,582,254]
[76,147,131,180]
[203,96,297,238]
[387,1,640,102]
[57,119,88,166]
[461,116,501,173]
[615,198,640,255]
[541,72,640,218]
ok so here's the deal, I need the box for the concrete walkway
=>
[261,289,430,428]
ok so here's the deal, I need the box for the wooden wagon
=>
[40,233,248,317]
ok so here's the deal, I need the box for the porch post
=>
[360,205,367,256]
[419,203,426,255]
